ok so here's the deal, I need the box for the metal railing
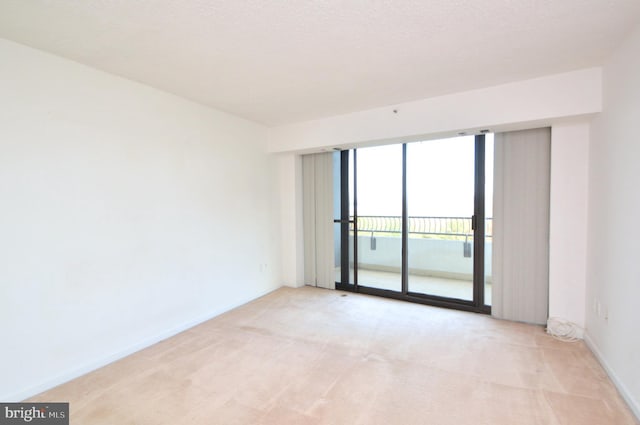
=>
[353,216,493,239]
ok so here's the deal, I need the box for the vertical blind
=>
[302,152,335,289]
[492,128,551,324]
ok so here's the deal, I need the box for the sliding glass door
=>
[355,145,403,292]
[335,134,491,313]
[406,137,476,301]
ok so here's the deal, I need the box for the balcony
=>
[337,216,492,304]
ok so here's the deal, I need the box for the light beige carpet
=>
[30,286,638,424]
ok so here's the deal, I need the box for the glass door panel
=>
[355,144,403,292]
[333,151,355,286]
[406,137,475,301]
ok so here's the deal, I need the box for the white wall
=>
[0,38,281,401]
[355,236,492,281]
[268,68,602,154]
[548,122,589,332]
[585,24,640,418]
[277,153,304,287]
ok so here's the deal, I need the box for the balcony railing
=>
[353,216,493,239]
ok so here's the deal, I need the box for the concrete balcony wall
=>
[351,235,492,281]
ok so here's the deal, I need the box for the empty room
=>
[1,1,640,424]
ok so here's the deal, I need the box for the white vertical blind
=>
[302,152,335,289]
[492,128,550,324]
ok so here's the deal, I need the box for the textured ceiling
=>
[1,1,639,126]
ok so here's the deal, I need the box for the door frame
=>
[335,134,491,314]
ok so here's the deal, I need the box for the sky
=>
[350,134,494,218]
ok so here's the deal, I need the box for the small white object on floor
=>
[546,317,582,342]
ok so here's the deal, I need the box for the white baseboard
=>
[584,331,640,421]
[5,286,280,402]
